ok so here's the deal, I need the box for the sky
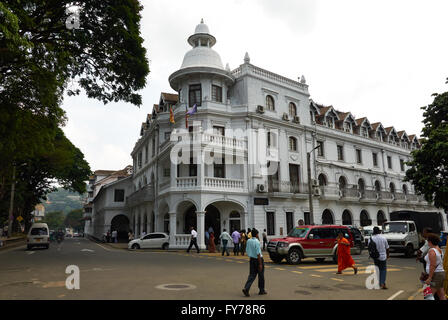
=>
[61,0,448,172]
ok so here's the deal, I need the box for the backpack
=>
[368,238,380,259]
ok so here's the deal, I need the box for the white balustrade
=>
[204,177,244,190]
[175,234,191,247]
[176,177,197,188]
[202,133,245,150]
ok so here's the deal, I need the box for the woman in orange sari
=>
[208,232,216,253]
[336,232,358,274]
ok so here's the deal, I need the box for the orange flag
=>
[169,105,175,124]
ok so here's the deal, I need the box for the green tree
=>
[405,78,448,210]
[64,208,84,232]
[43,211,65,230]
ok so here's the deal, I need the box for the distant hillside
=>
[42,188,85,215]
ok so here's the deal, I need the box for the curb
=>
[0,238,26,251]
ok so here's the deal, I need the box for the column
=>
[244,211,249,230]
[170,155,177,189]
[169,211,177,247]
[196,211,206,250]
[278,129,289,192]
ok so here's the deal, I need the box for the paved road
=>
[0,237,425,300]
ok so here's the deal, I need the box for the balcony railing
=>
[202,133,246,150]
[393,192,406,200]
[406,194,418,202]
[176,177,198,188]
[204,177,244,191]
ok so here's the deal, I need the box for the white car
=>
[362,225,382,246]
[128,232,170,250]
[27,223,50,250]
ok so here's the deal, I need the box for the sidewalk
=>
[0,235,26,250]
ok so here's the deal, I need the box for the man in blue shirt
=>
[242,228,267,296]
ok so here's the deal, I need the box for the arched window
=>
[389,182,396,194]
[318,174,327,186]
[342,210,352,225]
[358,179,365,192]
[266,95,275,111]
[322,209,334,225]
[339,176,347,190]
[289,137,297,151]
[374,180,381,192]
[402,184,408,195]
[377,210,386,226]
[360,210,371,227]
[289,102,297,117]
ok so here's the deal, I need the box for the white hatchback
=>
[27,223,50,250]
[128,232,170,250]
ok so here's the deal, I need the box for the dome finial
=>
[201,18,204,24]
[244,52,250,64]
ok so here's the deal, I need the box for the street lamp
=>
[307,145,320,225]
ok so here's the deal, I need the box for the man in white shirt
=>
[186,227,200,253]
[416,227,432,271]
[111,230,118,243]
[369,226,390,289]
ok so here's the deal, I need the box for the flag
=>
[169,105,175,124]
[185,104,197,128]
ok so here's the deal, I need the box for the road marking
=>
[387,290,404,300]
[274,267,286,271]
[403,267,416,270]
[297,265,362,269]
[292,271,303,275]
[95,243,112,252]
[408,288,423,300]
[27,251,35,255]
[331,278,344,282]
[81,249,95,252]
[311,274,323,278]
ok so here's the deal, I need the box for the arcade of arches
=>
[321,209,388,226]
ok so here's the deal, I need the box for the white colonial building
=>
[85,20,447,247]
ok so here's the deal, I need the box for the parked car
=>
[267,225,354,264]
[27,223,50,250]
[361,225,382,247]
[128,232,170,250]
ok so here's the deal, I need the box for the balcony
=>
[126,185,154,207]
[202,133,246,151]
[204,177,244,191]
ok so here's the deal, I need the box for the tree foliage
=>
[64,208,84,231]
[43,211,65,230]
[406,78,448,210]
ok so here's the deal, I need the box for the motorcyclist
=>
[56,229,64,243]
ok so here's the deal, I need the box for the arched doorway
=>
[163,213,170,233]
[184,205,197,233]
[322,209,334,225]
[377,210,386,226]
[205,204,221,245]
[342,210,352,225]
[360,210,371,227]
[111,215,130,242]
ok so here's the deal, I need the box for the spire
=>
[300,75,306,84]
[225,63,230,72]
[244,52,250,64]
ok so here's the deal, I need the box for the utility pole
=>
[7,165,16,238]
[307,146,320,225]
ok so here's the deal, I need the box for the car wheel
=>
[315,258,326,263]
[286,248,302,265]
[162,243,169,250]
[132,243,140,250]
[405,244,414,258]
[269,254,283,264]
[333,252,338,264]
[27,245,32,250]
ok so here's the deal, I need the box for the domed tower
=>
[169,20,234,110]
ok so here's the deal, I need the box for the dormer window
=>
[343,122,352,133]
[325,116,334,128]
[361,127,368,138]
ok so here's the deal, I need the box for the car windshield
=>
[287,228,309,238]
[363,230,373,236]
[383,223,407,233]
[30,228,48,236]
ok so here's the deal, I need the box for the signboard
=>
[16,216,23,222]
[254,198,269,206]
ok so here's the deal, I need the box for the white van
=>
[27,223,50,250]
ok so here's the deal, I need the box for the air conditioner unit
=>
[256,105,265,114]
[282,113,290,121]
[257,184,266,193]
[293,116,300,124]
[313,187,321,196]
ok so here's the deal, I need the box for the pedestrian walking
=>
[247,228,252,239]
[240,230,247,256]
[186,227,200,253]
[128,230,134,241]
[112,230,118,243]
[209,232,216,253]
[443,241,448,299]
[106,230,111,243]
[205,230,210,250]
[242,228,266,297]
[336,232,358,275]
[232,229,241,256]
[417,227,433,271]
[422,233,446,300]
[369,226,390,289]
[262,229,268,251]
[141,231,147,238]
[220,229,232,256]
